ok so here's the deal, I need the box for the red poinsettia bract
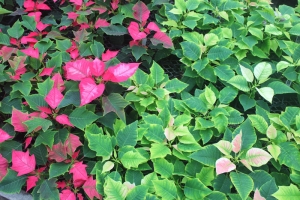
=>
[11,150,36,176]
[64,57,140,106]
[128,1,173,48]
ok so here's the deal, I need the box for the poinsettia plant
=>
[0,0,300,200]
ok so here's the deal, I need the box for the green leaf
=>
[278,142,300,171]
[90,41,105,58]
[49,163,71,178]
[35,130,56,148]
[273,184,300,200]
[132,46,147,61]
[12,81,32,96]
[240,64,254,82]
[254,62,272,83]
[189,145,222,167]
[205,86,216,105]
[184,178,212,199]
[0,33,10,45]
[280,107,300,129]
[34,39,53,55]
[265,24,282,35]
[276,61,291,72]
[79,42,93,57]
[204,33,219,46]
[126,185,148,200]
[184,97,208,113]
[219,86,238,104]
[101,25,127,36]
[0,6,12,14]
[228,75,250,92]
[150,61,165,85]
[248,115,268,134]
[0,170,26,193]
[21,15,36,31]
[58,90,80,108]
[204,191,227,200]
[175,0,186,13]
[30,145,48,165]
[186,0,201,10]
[289,24,300,36]
[86,131,112,158]
[213,174,232,193]
[248,27,263,40]
[268,81,296,94]
[153,158,174,178]
[230,172,254,200]
[180,41,201,60]
[239,94,255,111]
[125,170,143,185]
[120,151,148,169]
[24,118,52,133]
[233,119,256,151]
[69,106,99,130]
[207,46,233,61]
[104,177,127,200]
[7,21,24,39]
[38,179,59,200]
[215,65,235,81]
[255,87,274,103]
[117,121,138,147]
[37,78,54,97]
[0,96,22,114]
[102,93,129,123]
[165,78,188,93]
[56,39,72,51]
[25,94,48,111]
[152,179,177,200]
[144,124,165,143]
[150,143,171,159]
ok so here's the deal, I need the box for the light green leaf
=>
[153,158,174,178]
[150,61,165,85]
[255,87,274,103]
[240,64,254,82]
[126,185,148,200]
[120,151,148,169]
[104,177,127,200]
[205,86,216,105]
[289,24,300,36]
[204,33,219,46]
[150,143,171,159]
[152,179,177,200]
[248,115,268,134]
[0,33,10,46]
[265,24,282,35]
[267,144,280,161]
[230,172,254,200]
[184,97,208,113]
[248,27,263,40]
[180,41,201,61]
[165,78,188,93]
[214,140,233,155]
[273,184,300,200]
[69,106,99,130]
[228,75,250,92]
[184,178,212,199]
[276,61,291,72]
[253,62,272,83]
[207,46,233,61]
[0,6,12,14]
